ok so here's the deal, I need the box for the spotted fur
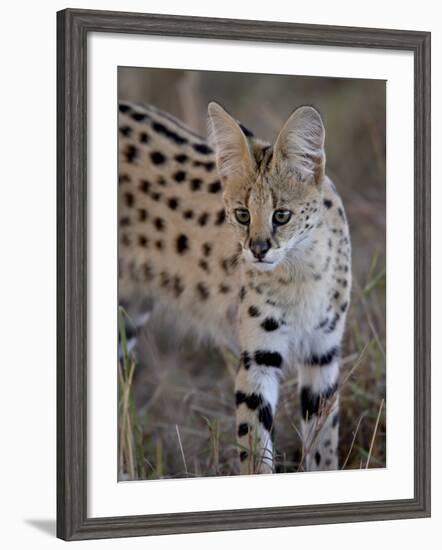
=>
[118,100,351,474]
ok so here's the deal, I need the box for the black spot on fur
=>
[119,216,130,227]
[183,209,194,220]
[215,209,226,225]
[155,240,163,250]
[239,286,247,301]
[241,351,251,370]
[119,103,130,113]
[124,192,134,207]
[307,346,339,366]
[208,180,222,193]
[261,318,280,332]
[324,439,331,448]
[173,276,185,297]
[167,197,179,210]
[160,271,171,289]
[152,121,188,145]
[332,412,339,428]
[235,391,263,410]
[248,306,260,318]
[340,302,348,313]
[124,145,138,163]
[235,391,246,406]
[190,178,202,191]
[258,404,273,432]
[317,318,329,329]
[202,242,212,256]
[323,199,333,209]
[196,282,210,300]
[219,283,230,294]
[325,458,332,467]
[138,235,148,247]
[193,143,212,154]
[138,209,148,221]
[139,132,150,144]
[151,191,162,201]
[131,111,147,122]
[198,259,210,272]
[176,234,189,254]
[175,153,188,163]
[221,254,240,275]
[140,179,150,193]
[118,174,131,185]
[119,125,132,137]
[173,170,186,183]
[157,177,167,187]
[238,423,249,437]
[198,213,210,226]
[154,217,165,231]
[325,313,340,333]
[315,451,321,466]
[254,350,283,368]
[121,233,131,247]
[240,451,248,462]
[300,383,338,419]
[150,151,166,165]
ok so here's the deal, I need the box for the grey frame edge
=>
[56,7,431,542]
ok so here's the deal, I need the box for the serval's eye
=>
[234,208,250,225]
[273,209,292,225]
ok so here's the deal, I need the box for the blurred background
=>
[118,67,386,480]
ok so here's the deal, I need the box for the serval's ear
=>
[273,106,325,185]
[208,102,255,182]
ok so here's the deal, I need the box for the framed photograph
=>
[57,8,431,541]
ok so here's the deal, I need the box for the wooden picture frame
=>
[57,8,431,541]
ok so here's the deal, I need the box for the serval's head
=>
[208,102,326,272]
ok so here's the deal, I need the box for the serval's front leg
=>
[298,348,340,471]
[235,301,288,475]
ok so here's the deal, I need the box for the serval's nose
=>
[250,238,271,261]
